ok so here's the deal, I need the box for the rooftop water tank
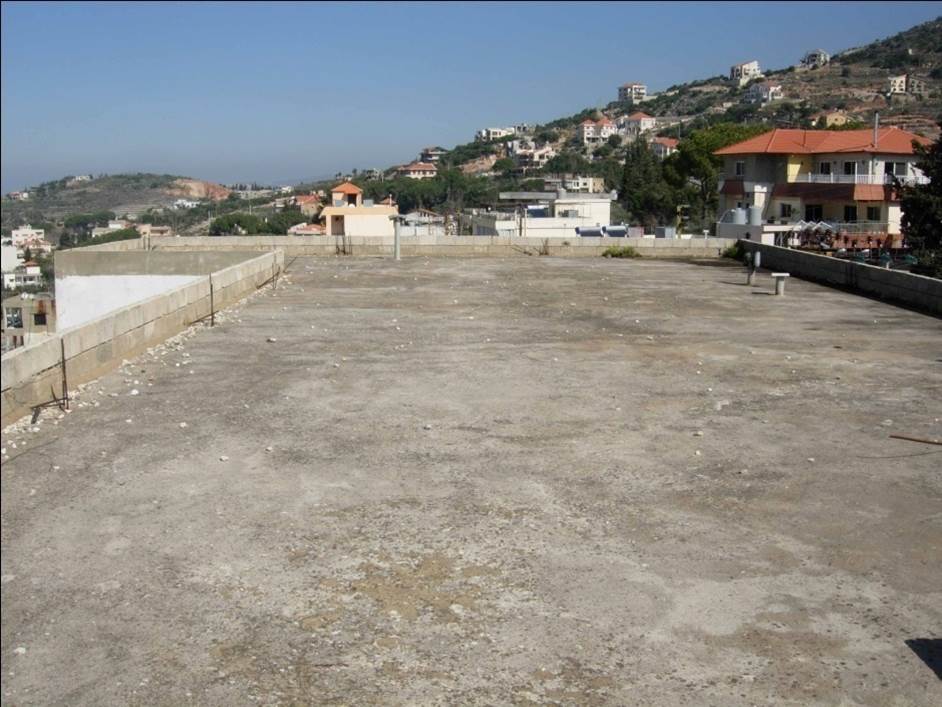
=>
[732,208,747,225]
[603,226,627,237]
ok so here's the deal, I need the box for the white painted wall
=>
[55,274,202,331]
[344,214,395,237]
[1,245,22,273]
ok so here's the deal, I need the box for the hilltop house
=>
[800,49,830,69]
[508,139,558,170]
[318,182,397,237]
[617,82,647,103]
[730,60,762,87]
[2,261,43,290]
[91,219,134,239]
[887,75,908,94]
[813,110,851,128]
[10,225,52,255]
[420,146,447,163]
[395,161,438,180]
[744,81,783,104]
[714,127,931,247]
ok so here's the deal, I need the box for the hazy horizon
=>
[2,1,940,193]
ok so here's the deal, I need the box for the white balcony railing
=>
[791,173,929,186]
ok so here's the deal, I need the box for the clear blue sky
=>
[2,1,940,192]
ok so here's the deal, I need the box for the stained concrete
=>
[2,257,941,706]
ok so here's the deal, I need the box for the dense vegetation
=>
[209,208,306,235]
[900,120,942,278]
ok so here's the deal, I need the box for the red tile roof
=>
[652,137,679,148]
[331,181,363,195]
[628,111,653,120]
[398,161,437,172]
[295,194,321,204]
[715,127,930,156]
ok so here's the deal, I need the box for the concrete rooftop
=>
[2,257,941,705]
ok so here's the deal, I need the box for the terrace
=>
[2,257,940,704]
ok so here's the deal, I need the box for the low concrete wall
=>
[1,251,284,426]
[55,250,252,277]
[148,235,737,258]
[740,241,941,315]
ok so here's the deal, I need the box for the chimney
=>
[873,112,880,148]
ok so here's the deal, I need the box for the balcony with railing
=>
[791,173,929,186]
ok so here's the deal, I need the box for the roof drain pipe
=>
[873,112,879,149]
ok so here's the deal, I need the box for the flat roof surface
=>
[2,257,941,704]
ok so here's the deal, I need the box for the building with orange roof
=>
[319,181,398,237]
[395,161,438,180]
[650,136,679,160]
[618,111,657,136]
[714,126,932,247]
[578,118,617,146]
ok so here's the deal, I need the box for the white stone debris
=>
[267,337,278,343]
[179,422,188,429]
[265,446,273,452]
[130,389,140,396]
[219,455,229,462]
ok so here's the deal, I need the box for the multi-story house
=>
[617,82,647,103]
[650,137,679,160]
[714,127,931,247]
[2,261,43,290]
[475,127,515,142]
[420,146,447,163]
[11,225,45,247]
[395,161,438,180]
[508,139,558,170]
[618,111,657,137]
[744,81,783,104]
[578,118,616,146]
[730,60,763,87]
[887,74,907,94]
[542,174,607,193]
[906,75,928,96]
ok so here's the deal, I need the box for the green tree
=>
[619,139,676,229]
[900,122,942,277]
[493,158,516,176]
[671,122,768,224]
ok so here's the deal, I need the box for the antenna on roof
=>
[873,112,880,148]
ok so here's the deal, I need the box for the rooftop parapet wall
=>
[1,250,284,427]
[740,241,941,315]
[145,235,738,259]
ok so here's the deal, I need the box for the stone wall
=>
[741,241,941,315]
[146,235,737,259]
[1,251,284,426]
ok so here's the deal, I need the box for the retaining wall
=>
[1,250,284,426]
[146,235,736,258]
[741,241,941,315]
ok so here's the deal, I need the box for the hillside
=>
[1,173,230,232]
[435,17,941,174]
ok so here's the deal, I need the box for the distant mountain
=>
[1,173,231,231]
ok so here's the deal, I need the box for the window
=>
[805,204,823,221]
[883,161,906,176]
[734,161,745,177]
[33,313,47,326]
[819,162,831,175]
[5,308,23,328]
[843,161,857,176]
[866,206,881,222]
[844,205,858,222]
[779,203,793,218]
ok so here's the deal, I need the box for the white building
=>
[618,82,647,102]
[172,198,200,209]
[2,261,43,290]
[887,75,907,94]
[91,220,134,238]
[469,190,616,238]
[579,118,617,146]
[730,60,763,86]
[420,146,447,163]
[542,175,607,193]
[744,81,783,104]
[508,139,558,169]
[1,244,23,273]
[7,191,30,201]
[475,127,515,142]
[619,111,657,137]
[650,137,679,160]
